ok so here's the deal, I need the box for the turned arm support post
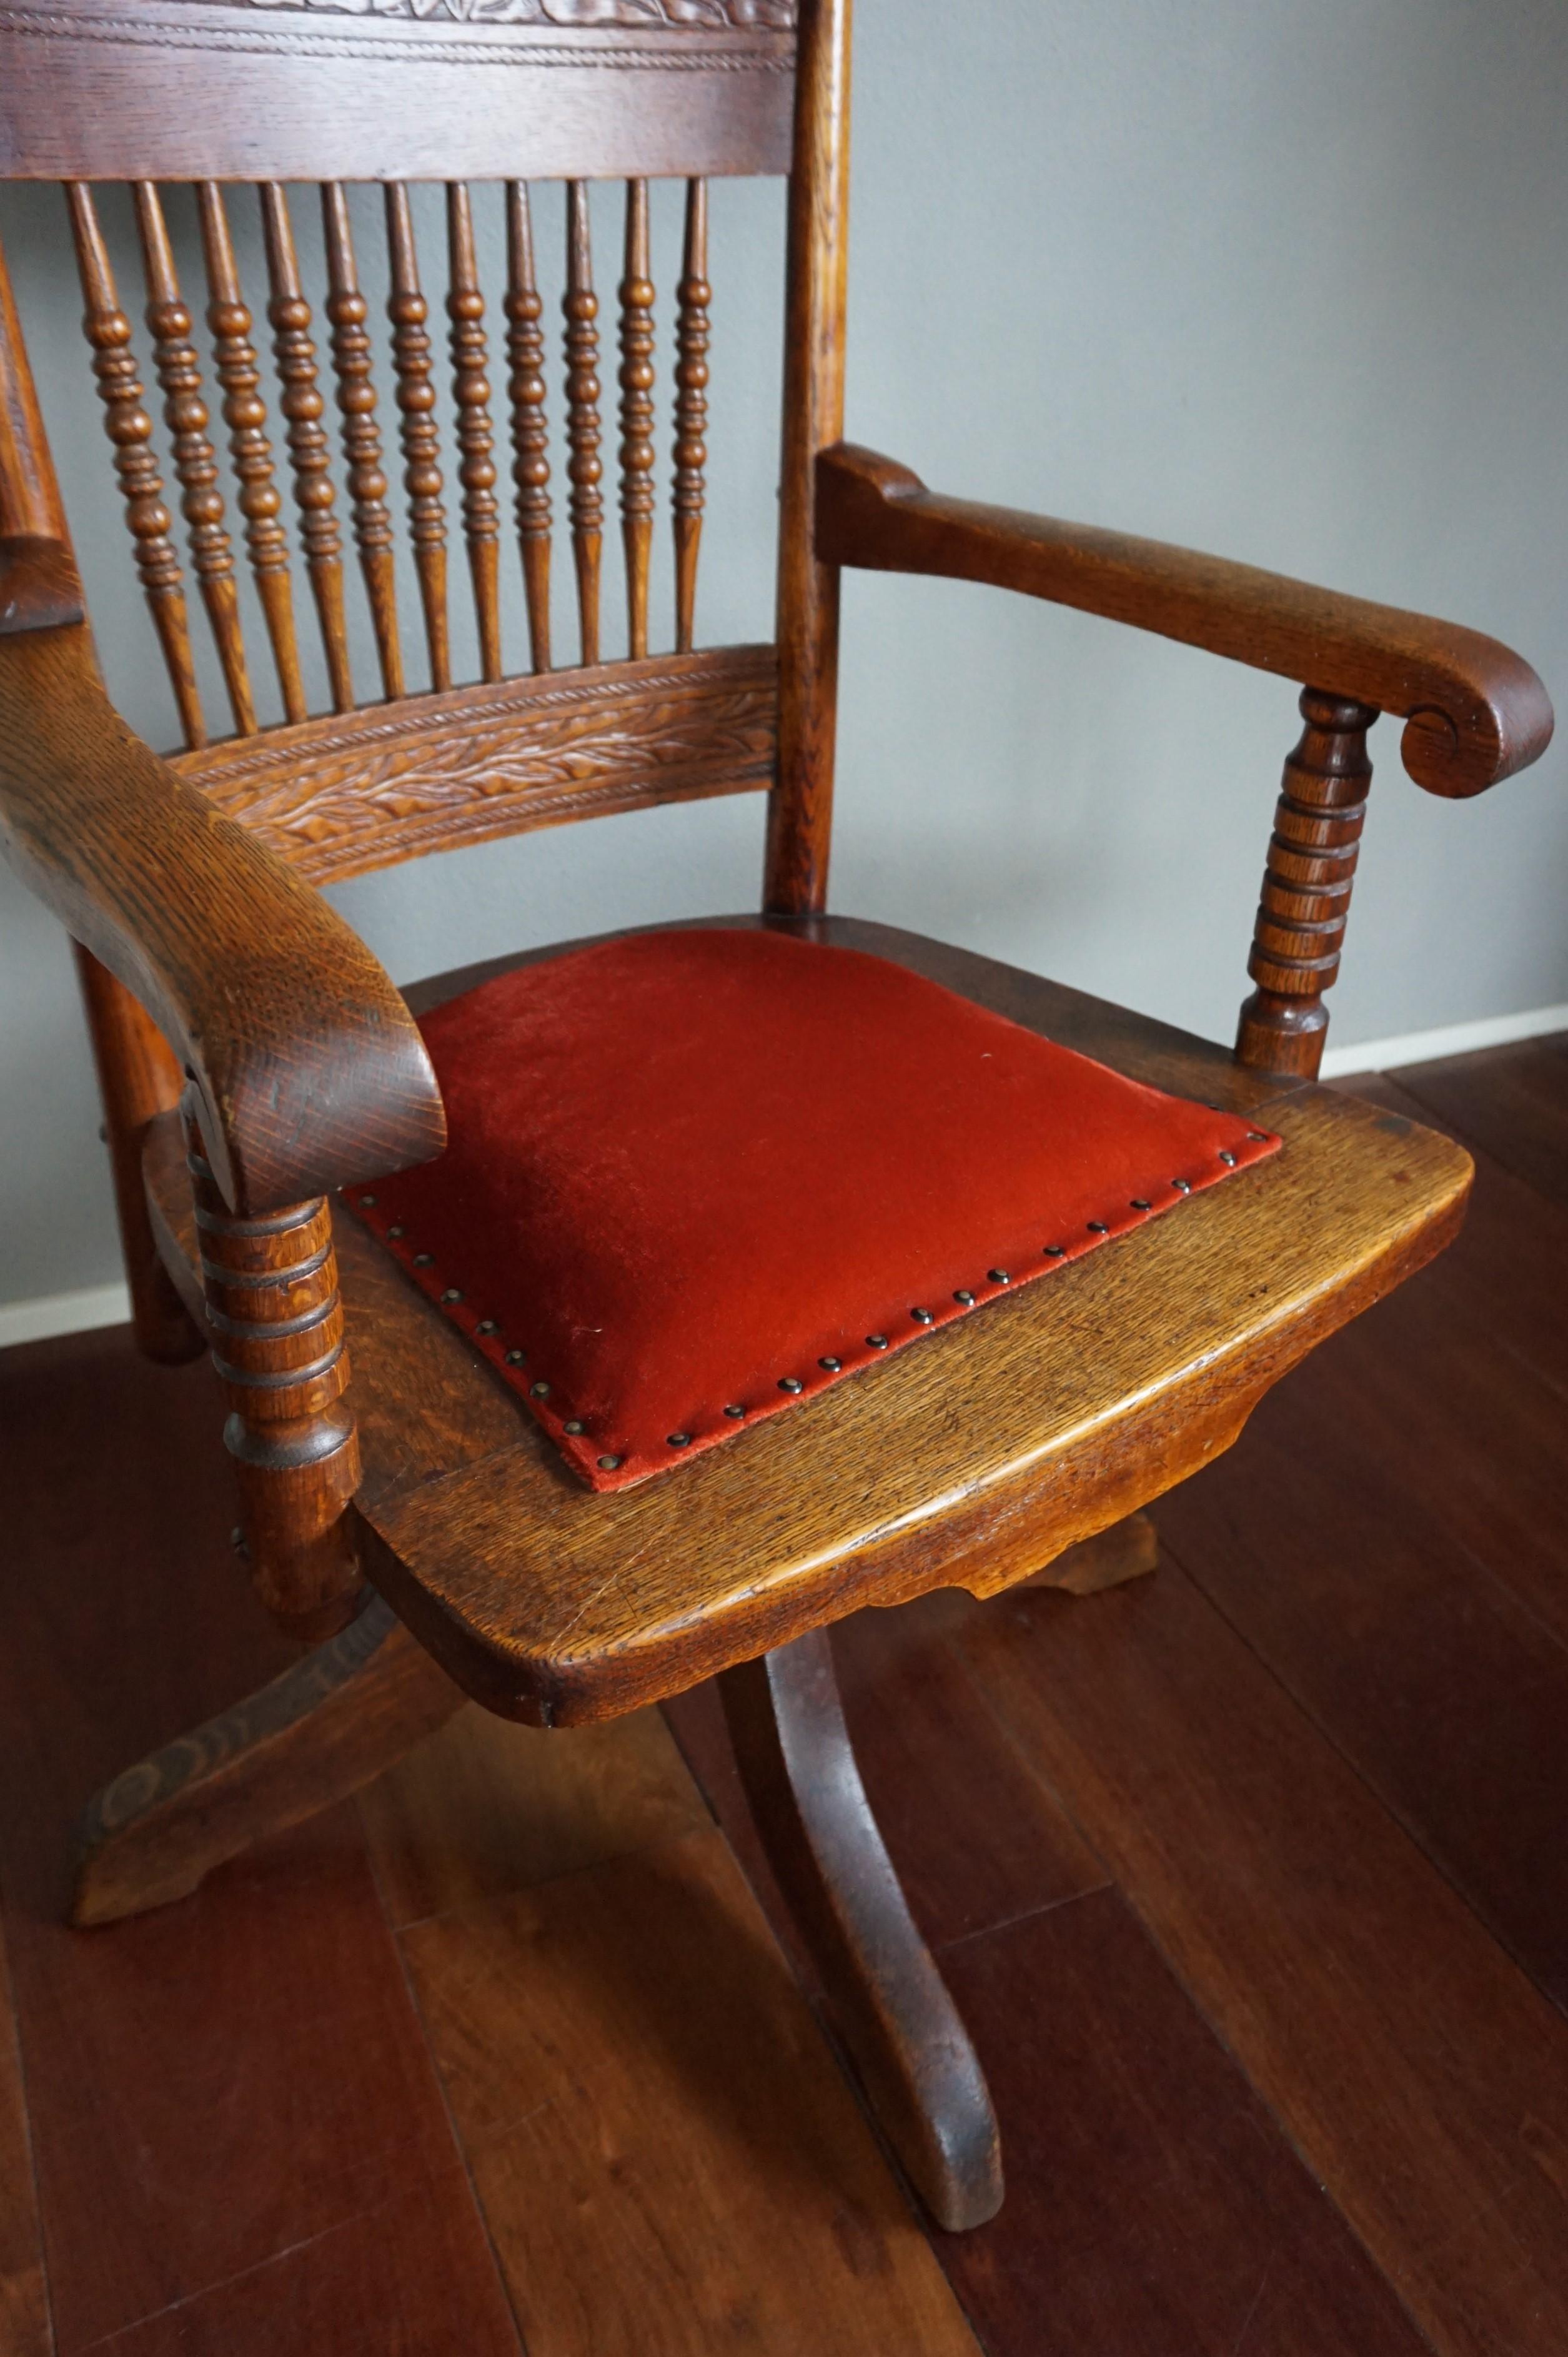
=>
[0,542,445,1632]
[818,443,1554,1078]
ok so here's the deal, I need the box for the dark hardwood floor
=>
[2,1035,1564,2354]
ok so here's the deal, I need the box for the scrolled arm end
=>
[817,442,1555,801]
[0,612,446,1215]
[1397,663,1554,800]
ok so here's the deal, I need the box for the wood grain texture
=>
[359,1698,708,1930]
[71,941,201,1364]
[1153,1069,1568,2016]
[207,0,796,21]
[261,180,354,711]
[352,1076,1466,1724]
[186,1107,365,1636]
[0,9,798,184]
[0,1329,506,2354]
[671,175,708,655]
[199,179,308,725]
[67,180,206,748]
[666,1601,1107,1965]
[401,1825,984,2356]
[818,442,1556,796]
[1158,1303,1568,2020]
[617,176,656,660]
[133,178,257,736]
[322,179,403,701]
[386,183,450,693]
[718,1630,1002,2231]
[1343,1068,1568,1408]
[1394,1034,1568,1211]
[1236,687,1376,1076]
[74,1594,462,1927]
[138,917,1464,1723]
[563,179,603,668]
[505,179,553,672]
[171,642,778,882]
[1030,1505,1159,1592]
[0,612,445,1213]
[0,1903,49,2357]
[764,0,850,913]
[936,1887,1434,2357]
[448,179,504,683]
[0,225,64,541]
[86,2155,523,2357]
[956,1559,1568,2357]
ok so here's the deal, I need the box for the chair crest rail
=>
[0,4,798,182]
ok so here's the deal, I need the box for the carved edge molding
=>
[173,643,779,885]
[236,0,796,23]
[0,4,795,69]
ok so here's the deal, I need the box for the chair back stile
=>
[0,0,848,1381]
[0,0,849,906]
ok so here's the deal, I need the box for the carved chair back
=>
[0,0,842,915]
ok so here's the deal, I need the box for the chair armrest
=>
[816,444,1554,796]
[0,543,445,1214]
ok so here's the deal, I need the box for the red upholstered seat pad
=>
[348,928,1280,1491]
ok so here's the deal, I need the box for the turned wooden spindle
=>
[260,184,352,714]
[321,184,403,702]
[618,179,656,661]
[673,177,710,657]
[505,181,552,674]
[131,183,255,738]
[197,183,307,727]
[563,181,603,668]
[385,185,450,693]
[1236,687,1378,1078]
[446,183,503,683]
[66,182,205,749]
[186,1104,363,1642]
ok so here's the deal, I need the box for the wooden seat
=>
[0,0,1550,2246]
[142,913,1469,1724]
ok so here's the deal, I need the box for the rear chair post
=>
[1,226,198,1364]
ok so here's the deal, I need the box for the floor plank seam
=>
[1153,1515,1568,2038]
[356,1796,532,2357]
[945,1584,1451,2357]
[0,1889,57,2357]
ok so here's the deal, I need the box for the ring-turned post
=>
[1236,687,1377,1078]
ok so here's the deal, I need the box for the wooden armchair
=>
[0,0,1552,2236]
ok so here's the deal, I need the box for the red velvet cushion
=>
[347,928,1279,1491]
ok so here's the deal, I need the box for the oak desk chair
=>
[0,0,1552,2236]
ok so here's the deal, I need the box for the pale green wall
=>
[2,0,1564,1308]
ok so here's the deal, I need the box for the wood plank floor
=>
[1,1033,1564,2353]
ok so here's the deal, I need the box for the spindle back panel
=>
[0,0,819,887]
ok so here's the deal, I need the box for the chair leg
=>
[71,1594,462,1928]
[718,1629,1004,2233]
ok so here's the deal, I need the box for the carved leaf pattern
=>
[175,647,778,884]
[238,0,796,27]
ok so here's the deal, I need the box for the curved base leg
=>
[72,1594,463,1927]
[718,1629,1004,2233]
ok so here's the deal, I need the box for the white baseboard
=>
[1,1001,1563,1351]
[1319,1000,1568,1079]
[0,1279,132,1352]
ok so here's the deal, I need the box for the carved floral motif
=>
[235,0,796,27]
[174,646,778,885]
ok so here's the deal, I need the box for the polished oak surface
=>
[139,916,1474,1723]
[4,1030,1564,2352]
